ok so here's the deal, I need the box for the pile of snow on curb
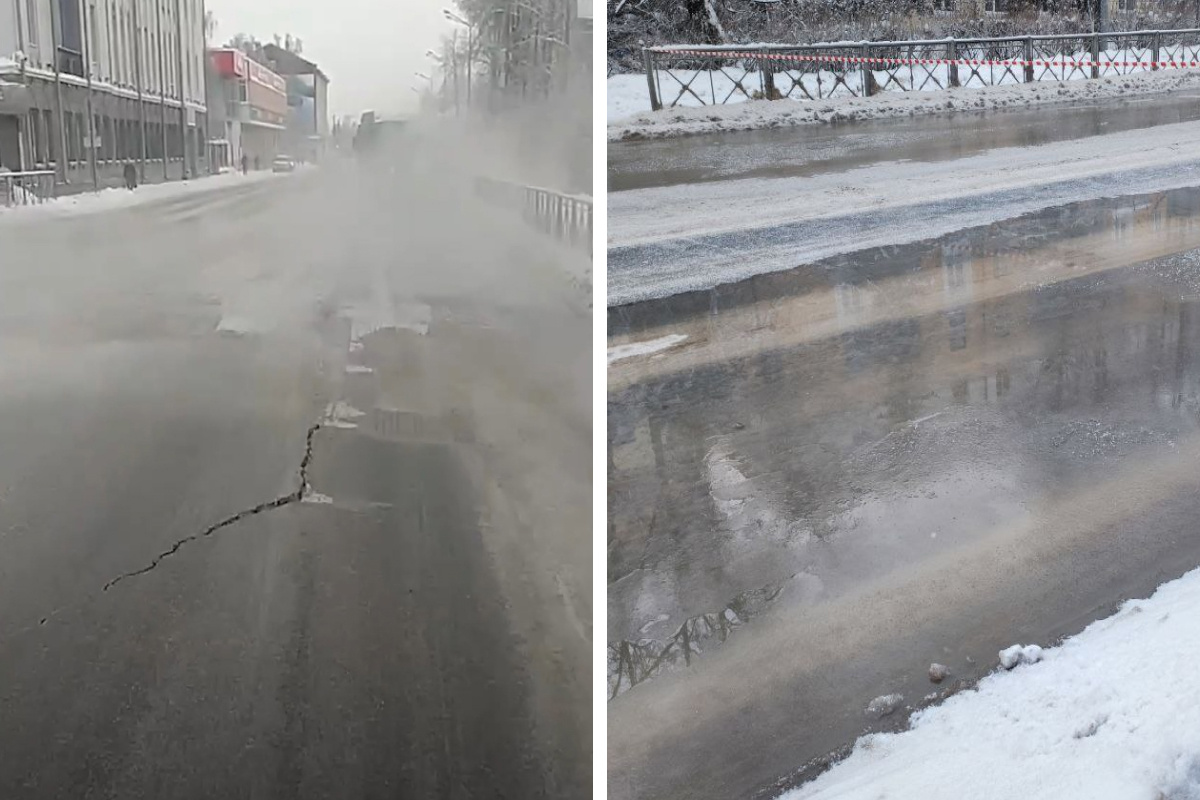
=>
[780,565,1200,799]
[610,67,1200,141]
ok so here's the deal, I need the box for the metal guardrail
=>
[475,176,593,256]
[642,27,1200,109]
[0,170,57,208]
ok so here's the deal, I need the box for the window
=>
[89,3,98,69]
[27,111,40,164]
[66,113,77,162]
[985,0,1007,12]
[26,0,38,43]
[1118,0,1135,10]
[932,0,954,11]
[105,7,114,82]
[43,109,54,164]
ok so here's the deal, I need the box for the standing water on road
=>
[0,2,592,796]
[608,184,1200,800]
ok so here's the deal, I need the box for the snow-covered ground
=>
[782,564,1200,800]
[0,170,282,223]
[609,118,1200,304]
[609,64,1200,140]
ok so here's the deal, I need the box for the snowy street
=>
[608,92,1200,800]
[0,137,591,797]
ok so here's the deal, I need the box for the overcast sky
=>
[207,0,458,118]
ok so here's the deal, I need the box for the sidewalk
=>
[0,169,285,223]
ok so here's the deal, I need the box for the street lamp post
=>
[443,9,473,109]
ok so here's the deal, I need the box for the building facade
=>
[205,47,285,171]
[261,43,328,163]
[0,0,207,185]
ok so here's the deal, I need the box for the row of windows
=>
[88,0,201,101]
[21,0,202,101]
[24,108,191,166]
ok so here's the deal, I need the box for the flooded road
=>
[0,143,591,798]
[607,186,1200,800]
[609,91,1200,192]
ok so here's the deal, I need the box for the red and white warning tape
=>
[656,48,1200,70]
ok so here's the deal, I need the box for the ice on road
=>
[609,118,1200,305]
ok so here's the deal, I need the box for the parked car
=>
[272,156,296,173]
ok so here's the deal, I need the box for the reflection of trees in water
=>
[608,192,1200,692]
[607,579,787,700]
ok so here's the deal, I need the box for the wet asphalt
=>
[609,89,1200,191]
[0,154,591,798]
[607,183,1200,798]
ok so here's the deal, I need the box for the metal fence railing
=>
[641,28,1200,110]
[0,170,57,208]
[475,176,592,256]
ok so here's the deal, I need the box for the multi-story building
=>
[0,0,207,185]
[261,43,328,164]
[205,47,286,172]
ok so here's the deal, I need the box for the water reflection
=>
[609,92,1200,192]
[608,186,1200,697]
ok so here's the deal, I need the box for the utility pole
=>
[49,0,68,183]
[200,0,210,175]
[133,0,148,181]
[451,30,460,115]
[80,0,99,188]
[155,0,168,179]
[173,0,188,178]
[14,0,27,170]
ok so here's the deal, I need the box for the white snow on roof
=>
[781,564,1200,800]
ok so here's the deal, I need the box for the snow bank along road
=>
[785,564,1200,800]
[610,117,1200,305]
[0,146,590,797]
[608,59,1200,140]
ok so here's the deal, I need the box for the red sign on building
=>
[210,49,287,126]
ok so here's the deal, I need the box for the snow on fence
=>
[0,170,56,208]
[642,28,1200,110]
[475,176,593,257]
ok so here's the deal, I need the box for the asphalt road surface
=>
[608,184,1200,799]
[609,89,1200,191]
[0,145,590,798]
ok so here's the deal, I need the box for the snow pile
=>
[997,644,1044,670]
[609,66,1200,139]
[864,694,904,719]
[607,333,688,364]
[781,565,1200,800]
[321,401,366,430]
[0,170,281,222]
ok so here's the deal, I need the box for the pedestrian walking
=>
[123,162,138,191]
[241,153,249,175]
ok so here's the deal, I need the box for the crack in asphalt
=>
[97,422,323,596]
